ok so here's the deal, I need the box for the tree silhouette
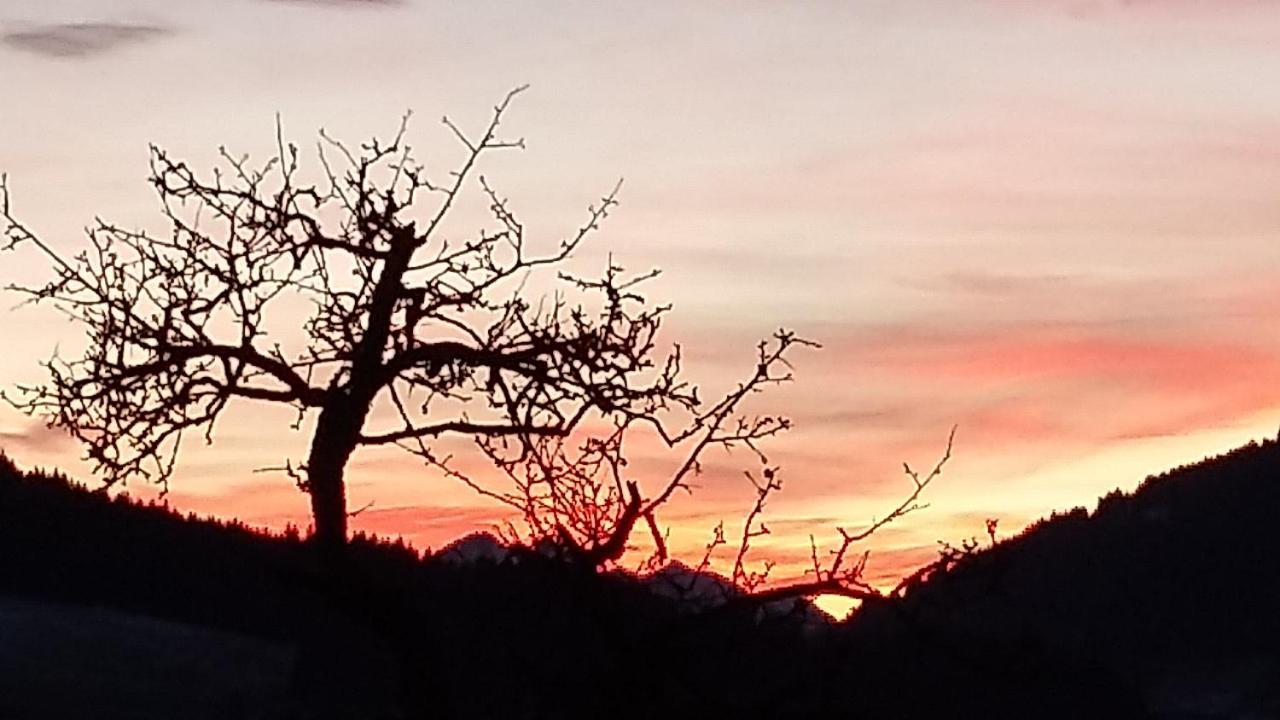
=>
[0,88,804,563]
[2,90,948,597]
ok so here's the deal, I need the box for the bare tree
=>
[2,89,950,599]
[730,426,956,605]
[630,426,956,611]
[458,330,817,567]
[0,88,812,565]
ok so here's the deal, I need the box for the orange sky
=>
[3,1,1280,614]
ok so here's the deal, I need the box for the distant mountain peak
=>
[435,531,509,565]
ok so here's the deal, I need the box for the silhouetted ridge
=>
[851,436,1280,717]
[0,447,1193,718]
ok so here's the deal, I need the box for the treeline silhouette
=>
[13,437,1280,717]
[855,436,1280,717]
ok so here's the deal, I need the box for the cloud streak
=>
[1,22,169,59]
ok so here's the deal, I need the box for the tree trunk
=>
[306,402,364,567]
[306,238,412,566]
[307,454,348,566]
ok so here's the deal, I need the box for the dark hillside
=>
[0,450,1146,718]
[853,436,1280,717]
[0,453,411,718]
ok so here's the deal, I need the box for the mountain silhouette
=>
[3,437,1277,718]
[850,435,1280,717]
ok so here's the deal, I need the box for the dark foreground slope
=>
[0,447,1223,719]
[853,436,1280,718]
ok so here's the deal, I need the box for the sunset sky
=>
[3,0,1280,611]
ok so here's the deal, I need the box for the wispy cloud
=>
[1,22,169,59]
